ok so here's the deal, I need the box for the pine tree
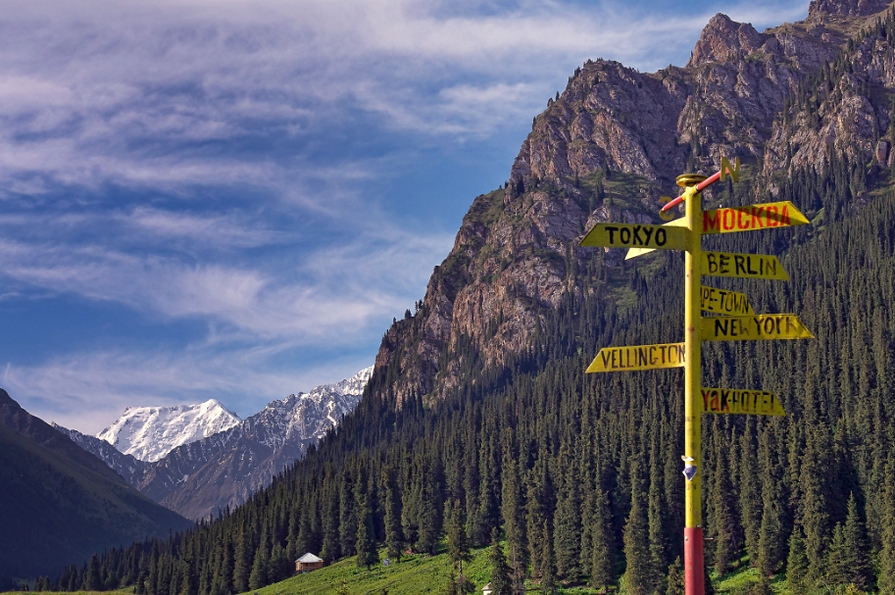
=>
[339,471,358,557]
[826,493,873,592]
[500,431,527,592]
[665,558,684,595]
[708,428,740,576]
[589,488,615,590]
[355,470,379,569]
[624,467,656,595]
[785,527,808,595]
[271,542,292,583]
[880,456,895,595]
[541,520,559,595]
[445,501,475,595]
[320,476,341,563]
[489,529,512,595]
[554,441,582,581]
[382,466,404,563]
[232,524,252,593]
[84,554,103,591]
[248,538,269,590]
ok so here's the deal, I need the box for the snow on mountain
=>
[247,365,374,449]
[97,399,241,462]
[69,366,374,519]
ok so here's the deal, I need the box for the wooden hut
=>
[295,553,323,574]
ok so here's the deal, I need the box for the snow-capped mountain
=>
[65,366,373,519]
[97,399,242,462]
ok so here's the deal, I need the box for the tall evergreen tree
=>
[489,529,512,595]
[825,493,873,592]
[786,526,809,595]
[589,488,616,590]
[376,466,400,564]
[880,456,895,595]
[624,466,656,595]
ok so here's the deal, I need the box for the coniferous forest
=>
[39,10,895,595]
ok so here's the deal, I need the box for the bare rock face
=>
[688,14,766,68]
[763,26,894,180]
[809,0,891,18]
[374,1,895,407]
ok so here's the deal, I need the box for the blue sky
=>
[0,0,807,434]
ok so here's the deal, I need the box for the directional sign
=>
[700,286,754,315]
[702,314,814,341]
[703,201,809,235]
[702,252,789,281]
[701,388,786,416]
[625,217,687,260]
[586,342,685,373]
[580,223,688,250]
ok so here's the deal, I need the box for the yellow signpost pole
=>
[581,156,813,595]
[679,174,705,595]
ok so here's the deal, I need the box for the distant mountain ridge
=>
[60,366,373,519]
[0,389,190,588]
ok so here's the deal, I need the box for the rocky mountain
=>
[375,0,895,407]
[0,389,190,588]
[57,1,895,593]
[96,399,241,463]
[62,366,373,520]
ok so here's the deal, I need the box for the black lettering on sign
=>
[702,388,785,415]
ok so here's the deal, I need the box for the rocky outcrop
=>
[374,0,895,407]
[810,0,892,18]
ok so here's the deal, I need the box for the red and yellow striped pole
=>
[679,173,705,595]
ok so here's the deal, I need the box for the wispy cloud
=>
[0,0,812,432]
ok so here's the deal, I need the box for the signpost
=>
[579,157,813,595]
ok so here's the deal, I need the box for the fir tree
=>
[489,529,512,595]
[248,538,269,590]
[665,558,684,595]
[355,471,379,569]
[880,457,895,595]
[589,488,615,590]
[786,527,809,595]
[826,493,873,592]
[382,466,404,563]
[624,467,656,595]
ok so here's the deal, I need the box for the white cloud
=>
[0,0,813,432]
[3,346,375,434]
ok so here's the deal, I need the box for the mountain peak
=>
[97,400,242,462]
[687,13,765,68]
[809,0,891,18]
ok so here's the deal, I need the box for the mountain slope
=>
[0,390,191,588]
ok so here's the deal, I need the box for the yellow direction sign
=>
[586,342,685,373]
[700,286,754,315]
[581,223,688,250]
[703,252,789,281]
[702,314,814,341]
[703,201,809,235]
[701,388,786,416]
[625,217,686,260]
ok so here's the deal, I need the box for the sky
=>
[0,0,809,434]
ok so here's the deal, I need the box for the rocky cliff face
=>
[375,0,895,406]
